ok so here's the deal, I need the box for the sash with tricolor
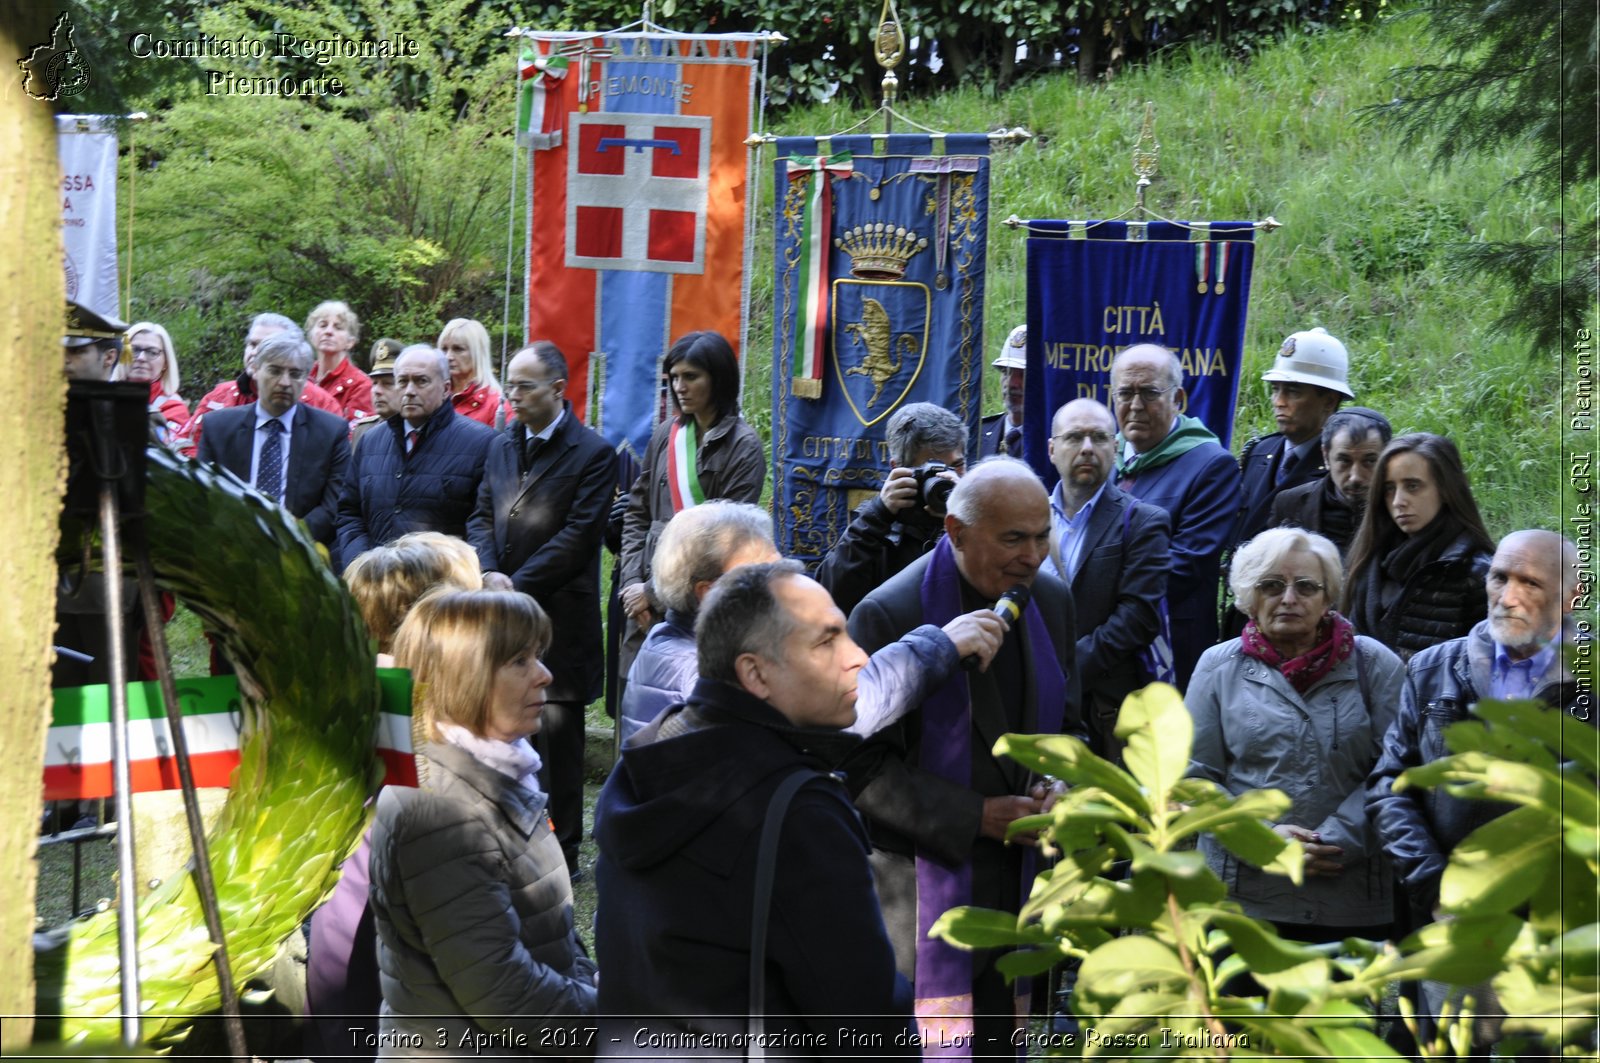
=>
[666,418,706,512]
[784,151,853,398]
[43,669,417,801]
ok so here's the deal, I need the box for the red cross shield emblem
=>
[565,111,711,274]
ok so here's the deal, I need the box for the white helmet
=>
[1263,327,1353,398]
[992,324,1027,370]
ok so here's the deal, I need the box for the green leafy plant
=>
[931,684,1531,1057]
[1392,697,1599,1055]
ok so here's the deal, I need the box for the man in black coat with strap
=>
[334,345,494,568]
[470,341,618,877]
[197,331,350,547]
[1041,399,1171,760]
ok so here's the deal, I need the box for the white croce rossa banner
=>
[56,114,120,317]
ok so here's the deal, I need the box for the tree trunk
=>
[0,1,69,1048]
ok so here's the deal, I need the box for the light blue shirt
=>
[1490,639,1557,702]
[248,402,298,489]
[1042,479,1108,581]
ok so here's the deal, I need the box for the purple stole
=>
[914,537,1067,1057]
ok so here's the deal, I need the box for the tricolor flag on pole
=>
[43,670,418,801]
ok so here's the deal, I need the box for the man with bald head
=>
[1044,399,1172,759]
[1367,529,1589,1050]
[1109,344,1241,687]
[335,344,495,567]
[845,457,1085,1042]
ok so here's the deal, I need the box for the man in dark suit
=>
[844,458,1085,1043]
[976,324,1027,458]
[469,341,618,878]
[197,331,350,547]
[1042,398,1172,760]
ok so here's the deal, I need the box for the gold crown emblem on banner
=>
[834,223,929,280]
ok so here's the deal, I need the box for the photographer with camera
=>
[815,402,966,615]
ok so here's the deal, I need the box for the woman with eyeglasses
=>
[116,321,191,441]
[1342,433,1496,661]
[1186,527,1403,944]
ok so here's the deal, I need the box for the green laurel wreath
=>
[39,447,379,1045]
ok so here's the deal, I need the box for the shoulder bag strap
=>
[747,768,816,1059]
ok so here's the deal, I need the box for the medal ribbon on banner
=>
[516,48,569,147]
[785,151,854,399]
[667,419,707,512]
[1195,239,1230,294]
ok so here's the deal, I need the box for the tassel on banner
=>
[792,377,823,399]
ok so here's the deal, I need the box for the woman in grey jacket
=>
[370,590,597,1058]
[1187,528,1404,943]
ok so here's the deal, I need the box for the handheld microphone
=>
[961,583,1031,670]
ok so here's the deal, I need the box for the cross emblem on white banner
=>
[565,111,711,274]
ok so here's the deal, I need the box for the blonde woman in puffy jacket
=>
[369,590,597,1058]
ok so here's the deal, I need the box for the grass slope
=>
[742,10,1568,536]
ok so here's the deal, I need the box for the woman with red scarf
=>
[1186,527,1404,944]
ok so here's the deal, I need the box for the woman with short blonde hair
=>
[304,300,373,422]
[342,532,483,660]
[436,317,506,427]
[118,321,191,438]
[369,590,597,1056]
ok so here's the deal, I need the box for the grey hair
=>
[945,455,1039,526]
[695,560,806,684]
[1111,344,1183,391]
[1229,527,1344,618]
[254,331,314,372]
[885,402,967,468]
[650,501,775,615]
[250,312,299,336]
[398,344,450,383]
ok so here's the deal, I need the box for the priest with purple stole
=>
[844,457,1086,1056]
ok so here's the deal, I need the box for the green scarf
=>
[1117,414,1220,477]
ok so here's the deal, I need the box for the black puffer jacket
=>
[335,401,495,566]
[1365,619,1591,924]
[1350,531,1493,661]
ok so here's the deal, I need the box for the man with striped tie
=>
[197,332,350,547]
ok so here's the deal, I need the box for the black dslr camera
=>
[912,462,956,517]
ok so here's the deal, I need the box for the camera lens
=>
[923,475,954,517]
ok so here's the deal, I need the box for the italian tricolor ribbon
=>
[1196,239,1229,294]
[666,419,706,512]
[517,48,569,147]
[785,151,853,399]
[43,669,417,801]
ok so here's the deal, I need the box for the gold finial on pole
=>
[1132,102,1159,217]
[875,0,905,134]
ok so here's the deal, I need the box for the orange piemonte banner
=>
[519,30,762,460]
